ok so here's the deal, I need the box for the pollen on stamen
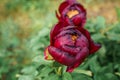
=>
[45,48,53,60]
[67,10,79,18]
[71,34,78,42]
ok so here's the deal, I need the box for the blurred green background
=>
[0,0,120,80]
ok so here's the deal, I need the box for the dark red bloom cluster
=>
[44,0,101,72]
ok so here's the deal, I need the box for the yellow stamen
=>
[71,35,78,42]
[45,48,53,60]
[67,10,79,18]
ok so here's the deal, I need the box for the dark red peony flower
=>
[44,0,101,72]
[56,0,86,27]
[44,24,101,72]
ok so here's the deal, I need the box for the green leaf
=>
[95,16,106,30]
[96,16,106,26]
[106,32,120,41]
[94,73,119,80]
[72,73,93,80]
[18,75,34,80]
[43,74,59,80]
[89,56,101,73]
[85,19,95,32]
[32,55,53,66]
[98,44,106,57]
[73,69,92,77]
[39,66,53,77]
[94,73,104,80]
[105,73,119,80]
[92,33,104,41]
[100,63,114,73]
[21,66,36,75]
[62,72,72,80]
[37,28,50,38]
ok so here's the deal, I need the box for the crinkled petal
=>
[66,47,89,72]
[71,14,86,27]
[50,21,69,46]
[54,26,88,56]
[77,27,101,54]
[75,4,86,14]
[89,42,101,54]
[48,46,75,66]
[59,1,69,14]
[54,31,80,56]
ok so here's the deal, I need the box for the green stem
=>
[53,61,64,76]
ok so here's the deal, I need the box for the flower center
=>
[71,34,78,42]
[67,10,79,18]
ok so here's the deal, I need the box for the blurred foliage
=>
[0,0,120,80]
[116,7,120,22]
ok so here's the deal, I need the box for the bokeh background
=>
[0,0,120,80]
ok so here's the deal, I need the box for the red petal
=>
[72,15,82,26]
[59,1,69,15]
[77,27,101,54]
[75,4,86,14]
[48,46,75,66]
[59,1,86,15]
[77,27,91,40]
[50,25,59,46]
[66,47,89,72]
[89,42,101,54]
[54,30,80,56]
[50,21,69,46]
[71,14,86,27]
